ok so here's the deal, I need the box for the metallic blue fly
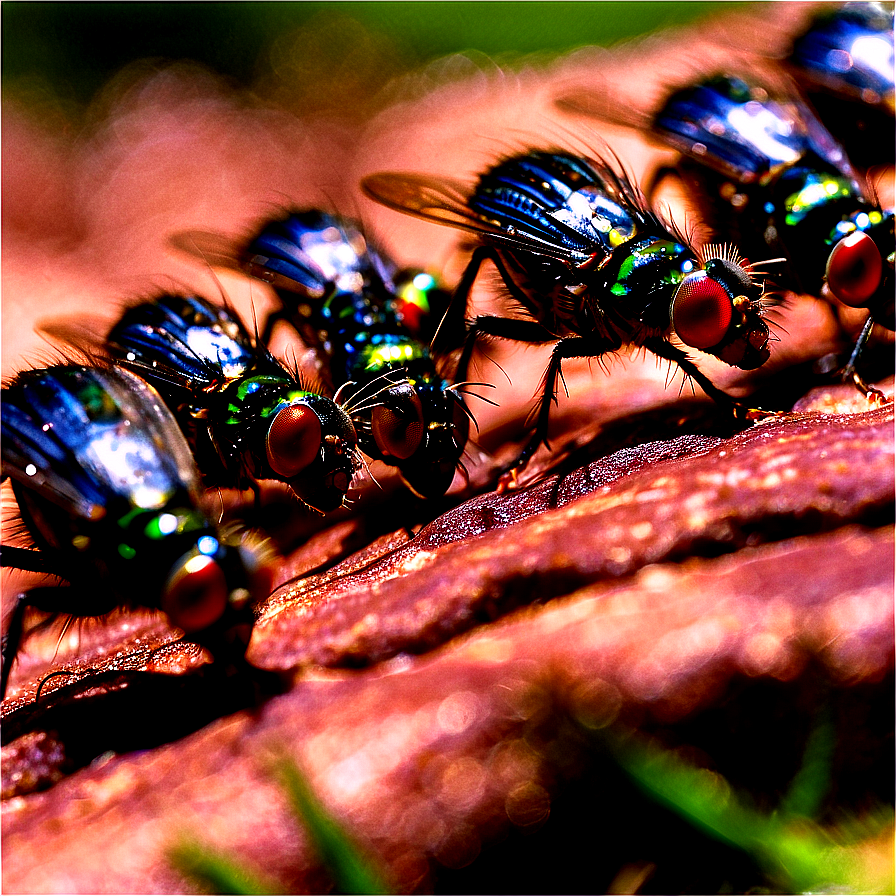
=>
[558,72,894,397]
[176,211,474,500]
[786,1,894,167]
[106,293,361,514]
[0,364,274,699]
[362,150,774,480]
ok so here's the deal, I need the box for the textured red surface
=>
[2,3,893,893]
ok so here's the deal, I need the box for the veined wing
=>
[362,171,589,264]
[168,228,242,271]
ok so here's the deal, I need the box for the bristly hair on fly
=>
[700,241,788,314]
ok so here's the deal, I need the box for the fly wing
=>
[168,229,242,271]
[362,172,586,264]
[556,87,655,134]
[787,2,894,110]
[1,365,198,522]
[651,75,860,184]
[102,367,202,497]
[558,64,861,186]
[37,314,113,358]
[1,384,107,518]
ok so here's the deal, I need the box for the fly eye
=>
[266,404,323,478]
[826,231,882,307]
[672,273,734,349]
[161,554,229,632]
[371,389,424,460]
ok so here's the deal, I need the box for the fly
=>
[362,150,775,482]
[785,1,894,167]
[0,363,274,700]
[174,211,476,500]
[104,293,362,515]
[558,73,894,398]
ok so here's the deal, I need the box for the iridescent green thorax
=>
[361,339,427,375]
[785,173,855,226]
[112,505,211,564]
[610,240,694,298]
[225,376,311,427]
[826,207,888,247]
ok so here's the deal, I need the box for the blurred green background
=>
[3,2,742,108]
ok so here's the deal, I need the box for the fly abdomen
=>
[231,209,473,501]
[107,293,360,515]
[0,363,274,699]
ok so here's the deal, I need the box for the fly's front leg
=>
[431,245,493,358]
[453,314,555,386]
[642,336,779,420]
[432,245,536,363]
[841,316,888,404]
[500,334,617,488]
[447,314,559,486]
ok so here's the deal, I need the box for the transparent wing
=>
[168,228,242,271]
[37,315,109,355]
[362,171,584,264]
[555,88,654,133]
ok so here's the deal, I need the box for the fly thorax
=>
[360,338,427,376]
[608,240,693,329]
[782,170,859,227]
[184,326,254,379]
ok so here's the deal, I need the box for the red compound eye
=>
[266,405,322,478]
[826,231,882,307]
[162,554,229,632]
[671,273,733,350]
[372,390,424,459]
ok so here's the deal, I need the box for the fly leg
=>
[432,245,536,360]
[1,545,58,575]
[0,578,85,701]
[453,314,555,387]
[840,316,888,403]
[1,591,31,700]
[431,246,494,357]
[642,336,779,420]
[500,334,621,488]
[1,545,61,698]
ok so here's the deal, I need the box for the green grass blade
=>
[170,840,281,895]
[778,706,835,822]
[276,757,392,895]
[606,729,894,894]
